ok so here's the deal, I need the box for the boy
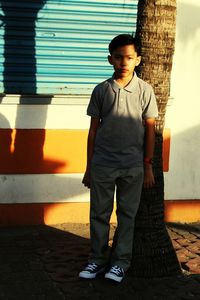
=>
[79,34,158,283]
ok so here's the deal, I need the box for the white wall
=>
[0,102,90,204]
[164,0,200,200]
[1,1,199,204]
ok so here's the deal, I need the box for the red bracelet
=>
[143,157,153,164]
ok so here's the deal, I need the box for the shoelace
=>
[85,263,98,271]
[110,266,123,275]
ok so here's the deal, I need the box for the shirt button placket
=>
[119,89,124,159]
[119,89,124,110]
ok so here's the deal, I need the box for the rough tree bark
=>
[131,0,181,277]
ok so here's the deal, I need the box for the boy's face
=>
[108,44,141,80]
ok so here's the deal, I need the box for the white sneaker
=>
[105,266,125,283]
[79,263,105,279]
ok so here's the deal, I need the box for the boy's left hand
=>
[143,164,155,188]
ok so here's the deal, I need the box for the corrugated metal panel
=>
[0,0,138,95]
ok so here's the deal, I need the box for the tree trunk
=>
[130,0,181,277]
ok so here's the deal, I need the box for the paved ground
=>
[0,222,200,300]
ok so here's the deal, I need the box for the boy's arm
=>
[143,118,156,189]
[82,117,100,188]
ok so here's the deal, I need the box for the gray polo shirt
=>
[87,73,158,168]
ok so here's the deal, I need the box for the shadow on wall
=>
[0,112,89,226]
[0,0,47,95]
[0,1,78,225]
[0,0,54,173]
[0,126,66,174]
[0,113,88,199]
[3,2,199,225]
[0,113,12,165]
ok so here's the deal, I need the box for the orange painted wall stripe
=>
[0,129,87,174]
[164,200,200,223]
[0,203,116,226]
[162,128,170,172]
[0,200,200,226]
[0,128,170,174]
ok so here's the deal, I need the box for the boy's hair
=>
[108,34,141,56]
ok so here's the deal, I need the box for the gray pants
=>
[89,164,144,271]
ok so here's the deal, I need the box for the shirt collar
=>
[109,72,138,93]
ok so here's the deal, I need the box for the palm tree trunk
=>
[130,0,181,277]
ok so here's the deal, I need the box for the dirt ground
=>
[1,223,200,300]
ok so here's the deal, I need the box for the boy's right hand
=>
[82,170,90,188]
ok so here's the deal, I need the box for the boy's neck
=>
[114,73,134,88]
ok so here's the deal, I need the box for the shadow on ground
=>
[0,223,200,300]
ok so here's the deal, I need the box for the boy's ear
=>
[108,55,113,65]
[136,56,141,66]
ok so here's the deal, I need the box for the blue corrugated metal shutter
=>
[0,0,138,95]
